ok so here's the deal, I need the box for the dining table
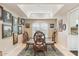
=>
[25,38,56,51]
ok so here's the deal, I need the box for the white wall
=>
[57,6,79,51]
[67,8,79,50]
[0,5,24,55]
[57,14,68,49]
[24,19,57,38]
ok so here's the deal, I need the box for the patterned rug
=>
[18,45,64,56]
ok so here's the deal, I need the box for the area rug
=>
[18,45,64,56]
[70,51,78,56]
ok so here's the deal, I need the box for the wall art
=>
[2,24,12,38]
[13,33,18,45]
[0,6,3,20]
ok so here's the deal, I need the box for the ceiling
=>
[1,3,79,19]
[18,4,64,19]
[54,4,79,16]
[0,4,27,18]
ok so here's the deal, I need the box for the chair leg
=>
[34,51,36,56]
[25,44,29,51]
[43,51,46,56]
[51,44,56,51]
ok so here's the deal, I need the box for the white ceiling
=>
[17,4,64,19]
[54,4,79,16]
[1,3,79,19]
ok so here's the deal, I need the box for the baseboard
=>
[55,43,75,56]
[4,44,26,56]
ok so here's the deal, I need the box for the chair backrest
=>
[23,32,29,43]
[52,31,57,42]
[33,31,46,44]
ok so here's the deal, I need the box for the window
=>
[32,23,48,39]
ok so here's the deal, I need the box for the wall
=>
[57,14,68,49]
[0,5,24,55]
[67,8,79,50]
[57,6,79,51]
[24,19,57,38]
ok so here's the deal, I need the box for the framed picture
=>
[63,24,66,30]
[13,33,18,45]
[3,10,12,23]
[21,18,25,25]
[50,24,54,28]
[18,26,22,34]
[12,16,18,33]
[18,17,22,25]
[25,23,30,28]
[0,6,3,19]
[71,27,78,35]
[2,24,12,38]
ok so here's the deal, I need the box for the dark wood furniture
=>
[23,31,29,43]
[45,31,57,51]
[0,51,2,56]
[33,31,47,56]
[51,31,57,51]
[23,31,56,55]
[52,31,57,43]
[23,31,30,50]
